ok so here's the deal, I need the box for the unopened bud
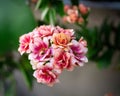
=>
[79,4,89,15]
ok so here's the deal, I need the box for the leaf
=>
[35,0,42,10]
[100,19,112,45]
[18,56,33,89]
[41,6,49,20]
[74,30,83,40]
[53,0,64,16]
[96,49,114,69]
[87,47,98,59]
[49,8,56,26]
[38,0,49,8]
[20,67,33,89]
[0,0,36,55]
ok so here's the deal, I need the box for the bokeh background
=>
[0,0,120,96]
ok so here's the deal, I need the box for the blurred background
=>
[0,0,120,96]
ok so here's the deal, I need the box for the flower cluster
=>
[18,25,88,86]
[63,4,89,24]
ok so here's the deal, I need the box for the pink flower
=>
[53,48,74,71]
[30,58,54,70]
[33,67,59,86]
[33,25,54,38]
[29,38,52,62]
[63,15,78,24]
[79,37,87,47]
[64,5,71,13]
[54,26,74,37]
[52,32,71,49]
[79,4,89,15]
[67,7,78,16]
[63,5,79,24]
[18,25,88,86]
[70,40,88,66]
[18,32,33,55]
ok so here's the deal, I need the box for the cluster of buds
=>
[63,4,89,24]
[18,25,88,86]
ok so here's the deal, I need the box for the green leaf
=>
[100,19,112,45]
[74,30,82,40]
[38,0,49,8]
[41,6,49,20]
[96,49,114,69]
[87,47,98,59]
[18,56,33,89]
[0,0,36,55]
[49,8,56,26]
[53,0,64,16]
[35,0,42,10]
[20,68,33,89]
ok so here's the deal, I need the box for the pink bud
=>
[79,4,89,15]
[64,5,71,13]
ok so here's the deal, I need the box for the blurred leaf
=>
[87,48,98,59]
[38,0,49,8]
[4,75,16,96]
[100,19,112,45]
[96,49,114,69]
[87,27,103,59]
[18,55,33,89]
[36,0,64,25]
[74,30,83,40]
[41,6,49,20]
[0,0,36,55]
[35,0,42,10]
[49,8,56,26]
[5,54,17,69]
[53,0,64,16]
[88,27,98,46]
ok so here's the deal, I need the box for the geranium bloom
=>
[64,5,70,13]
[29,38,51,62]
[70,40,88,66]
[52,32,71,48]
[79,4,89,15]
[55,26,74,38]
[33,66,59,87]
[63,4,89,24]
[30,58,54,70]
[18,25,88,86]
[79,37,87,47]
[53,48,73,72]
[33,25,54,38]
[18,32,33,55]
[63,6,78,23]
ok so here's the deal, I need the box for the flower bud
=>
[79,4,89,15]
